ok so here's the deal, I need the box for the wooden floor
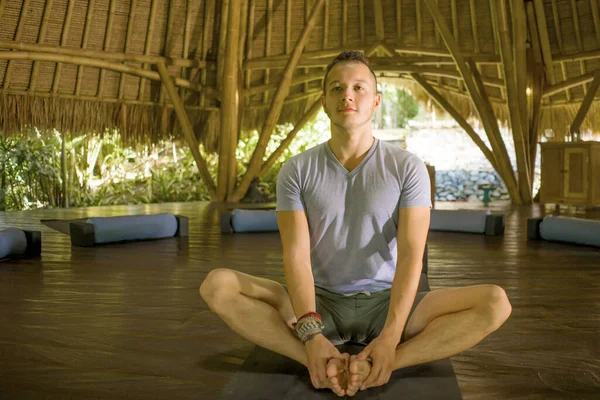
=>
[0,201,599,400]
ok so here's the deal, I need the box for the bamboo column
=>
[218,0,241,202]
[570,70,600,134]
[422,0,522,203]
[494,0,532,203]
[157,62,217,199]
[231,0,325,202]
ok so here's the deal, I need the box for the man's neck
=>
[328,127,375,171]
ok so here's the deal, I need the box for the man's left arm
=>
[358,206,430,389]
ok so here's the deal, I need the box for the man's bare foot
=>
[326,354,350,397]
[346,355,372,396]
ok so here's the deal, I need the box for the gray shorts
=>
[302,286,428,345]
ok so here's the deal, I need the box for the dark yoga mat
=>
[220,343,462,400]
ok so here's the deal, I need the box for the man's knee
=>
[480,284,512,331]
[199,268,238,306]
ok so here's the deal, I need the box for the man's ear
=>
[373,93,381,109]
[321,95,327,113]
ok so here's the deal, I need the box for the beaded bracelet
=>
[293,312,324,344]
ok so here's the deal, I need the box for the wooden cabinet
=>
[540,141,600,206]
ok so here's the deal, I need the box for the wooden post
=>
[495,0,532,203]
[412,74,498,172]
[218,0,241,201]
[259,98,322,177]
[157,62,217,199]
[422,0,522,203]
[231,0,325,202]
[570,70,600,134]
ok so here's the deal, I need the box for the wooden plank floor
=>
[0,201,598,400]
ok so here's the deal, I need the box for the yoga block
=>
[69,214,188,247]
[0,228,41,261]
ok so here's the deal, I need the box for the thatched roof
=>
[1,0,599,150]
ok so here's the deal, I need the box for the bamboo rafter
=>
[3,0,30,89]
[52,0,75,95]
[75,0,96,96]
[28,0,53,92]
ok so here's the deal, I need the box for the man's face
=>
[322,61,380,131]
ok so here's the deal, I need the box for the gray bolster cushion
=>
[230,209,278,233]
[0,228,28,258]
[86,213,179,244]
[539,216,600,248]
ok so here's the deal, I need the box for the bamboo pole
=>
[373,0,385,56]
[218,0,241,201]
[551,0,570,102]
[179,0,194,101]
[217,0,230,95]
[0,52,202,91]
[97,0,114,97]
[571,0,588,92]
[263,0,272,103]
[119,0,138,100]
[29,0,53,92]
[286,0,292,53]
[200,0,215,107]
[528,66,544,179]
[61,130,68,208]
[3,0,30,89]
[246,89,323,110]
[422,0,521,203]
[420,79,506,104]
[570,70,600,134]
[342,0,347,47]
[259,99,322,177]
[245,0,255,90]
[416,0,421,46]
[52,0,75,95]
[495,0,532,202]
[532,0,555,85]
[159,0,176,104]
[231,0,325,202]
[0,40,207,68]
[359,0,365,44]
[511,0,530,159]
[469,0,479,53]
[323,0,329,49]
[138,0,159,101]
[543,71,596,97]
[157,62,217,199]
[412,73,498,172]
[245,71,324,95]
[591,0,600,46]
[76,0,96,96]
[396,0,402,40]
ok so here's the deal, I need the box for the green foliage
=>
[374,83,420,129]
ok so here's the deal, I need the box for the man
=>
[200,51,512,397]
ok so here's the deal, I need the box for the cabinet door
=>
[564,148,588,199]
[540,146,563,201]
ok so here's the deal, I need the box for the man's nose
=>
[341,88,354,101]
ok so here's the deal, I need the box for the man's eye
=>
[355,86,363,90]
[332,87,342,92]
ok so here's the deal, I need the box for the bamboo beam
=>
[469,0,479,53]
[412,73,498,171]
[246,89,322,109]
[3,0,30,89]
[416,0,421,46]
[303,0,310,92]
[526,3,542,64]
[551,0,570,101]
[396,0,402,40]
[374,0,385,55]
[217,0,230,94]
[592,0,600,46]
[138,0,159,101]
[570,0,588,92]
[543,71,596,97]
[201,0,215,107]
[98,0,114,97]
[450,0,458,42]
[0,40,207,68]
[180,0,194,101]
[532,0,555,85]
[259,99,322,177]
[218,0,241,201]
[570,70,600,134]
[29,0,53,92]
[231,0,325,202]
[511,0,529,145]
[0,52,203,91]
[159,0,176,104]
[119,0,138,100]
[157,62,216,199]
[286,0,292,53]
[76,0,96,96]
[52,0,75,95]
[342,0,347,47]
[245,71,324,95]
[528,67,544,177]
[422,0,521,203]
[420,79,506,104]
[494,0,532,202]
[323,0,329,49]
[360,0,365,44]
[263,0,272,103]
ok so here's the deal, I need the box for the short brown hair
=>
[322,51,378,93]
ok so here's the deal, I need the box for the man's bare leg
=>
[347,284,511,391]
[390,284,511,372]
[200,268,307,365]
[200,268,350,395]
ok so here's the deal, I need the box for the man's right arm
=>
[277,210,315,317]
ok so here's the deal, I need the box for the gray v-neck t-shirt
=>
[276,138,431,295]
